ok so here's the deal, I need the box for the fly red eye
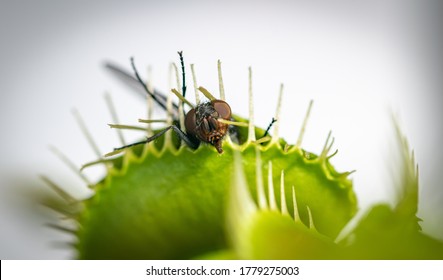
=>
[185,108,197,135]
[212,100,231,120]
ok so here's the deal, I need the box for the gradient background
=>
[0,0,442,259]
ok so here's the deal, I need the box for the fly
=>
[108,51,232,154]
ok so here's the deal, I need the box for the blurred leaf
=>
[338,119,443,259]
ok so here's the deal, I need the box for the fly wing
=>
[104,61,179,119]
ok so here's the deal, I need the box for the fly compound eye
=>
[212,100,231,120]
[185,108,198,135]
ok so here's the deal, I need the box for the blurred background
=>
[0,0,442,259]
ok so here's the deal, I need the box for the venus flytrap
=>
[41,56,357,259]
[39,53,442,259]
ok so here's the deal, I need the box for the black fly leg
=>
[177,51,187,98]
[168,125,200,149]
[104,60,179,118]
[130,57,169,113]
[262,117,277,138]
[113,125,199,152]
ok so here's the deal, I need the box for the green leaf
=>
[75,133,356,259]
[338,119,443,259]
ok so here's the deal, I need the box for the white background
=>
[0,0,442,259]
